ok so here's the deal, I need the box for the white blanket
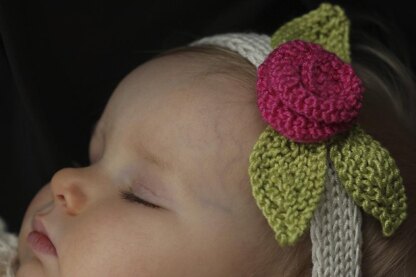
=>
[0,218,17,277]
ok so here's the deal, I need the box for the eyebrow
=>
[135,140,170,172]
[90,121,169,171]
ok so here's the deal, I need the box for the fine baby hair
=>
[157,2,416,276]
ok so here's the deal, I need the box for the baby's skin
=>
[16,53,279,276]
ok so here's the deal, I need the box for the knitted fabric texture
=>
[249,126,327,245]
[329,125,407,236]
[270,3,350,63]
[310,151,362,277]
[188,2,408,276]
[190,33,272,68]
[257,39,363,143]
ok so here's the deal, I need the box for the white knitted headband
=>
[190,31,362,277]
[188,3,407,276]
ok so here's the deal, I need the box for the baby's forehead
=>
[98,54,267,208]
[110,54,261,135]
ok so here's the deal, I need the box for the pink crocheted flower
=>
[257,40,364,143]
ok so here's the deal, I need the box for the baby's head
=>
[16,44,289,276]
[14,3,416,277]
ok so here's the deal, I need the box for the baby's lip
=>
[31,215,57,255]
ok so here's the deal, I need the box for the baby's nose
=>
[50,167,88,216]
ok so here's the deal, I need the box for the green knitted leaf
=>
[270,2,351,63]
[330,125,407,236]
[248,126,327,246]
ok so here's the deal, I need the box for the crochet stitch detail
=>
[329,125,407,236]
[311,151,362,277]
[249,126,327,246]
[270,3,351,63]
[257,40,363,143]
[190,33,272,68]
[189,3,408,276]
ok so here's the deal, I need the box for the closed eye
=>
[120,190,160,209]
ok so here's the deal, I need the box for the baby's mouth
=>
[27,216,57,256]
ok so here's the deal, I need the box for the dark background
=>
[1,0,415,232]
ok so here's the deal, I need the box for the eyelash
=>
[71,161,159,209]
[120,190,160,209]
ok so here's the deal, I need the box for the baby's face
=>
[16,53,272,276]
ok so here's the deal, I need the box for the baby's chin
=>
[15,258,45,277]
[15,253,59,277]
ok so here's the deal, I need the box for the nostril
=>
[53,186,87,215]
[56,194,67,206]
[49,167,89,215]
[57,195,64,200]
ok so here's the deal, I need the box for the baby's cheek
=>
[57,202,167,276]
[177,210,259,276]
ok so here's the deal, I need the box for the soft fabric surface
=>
[0,218,17,277]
